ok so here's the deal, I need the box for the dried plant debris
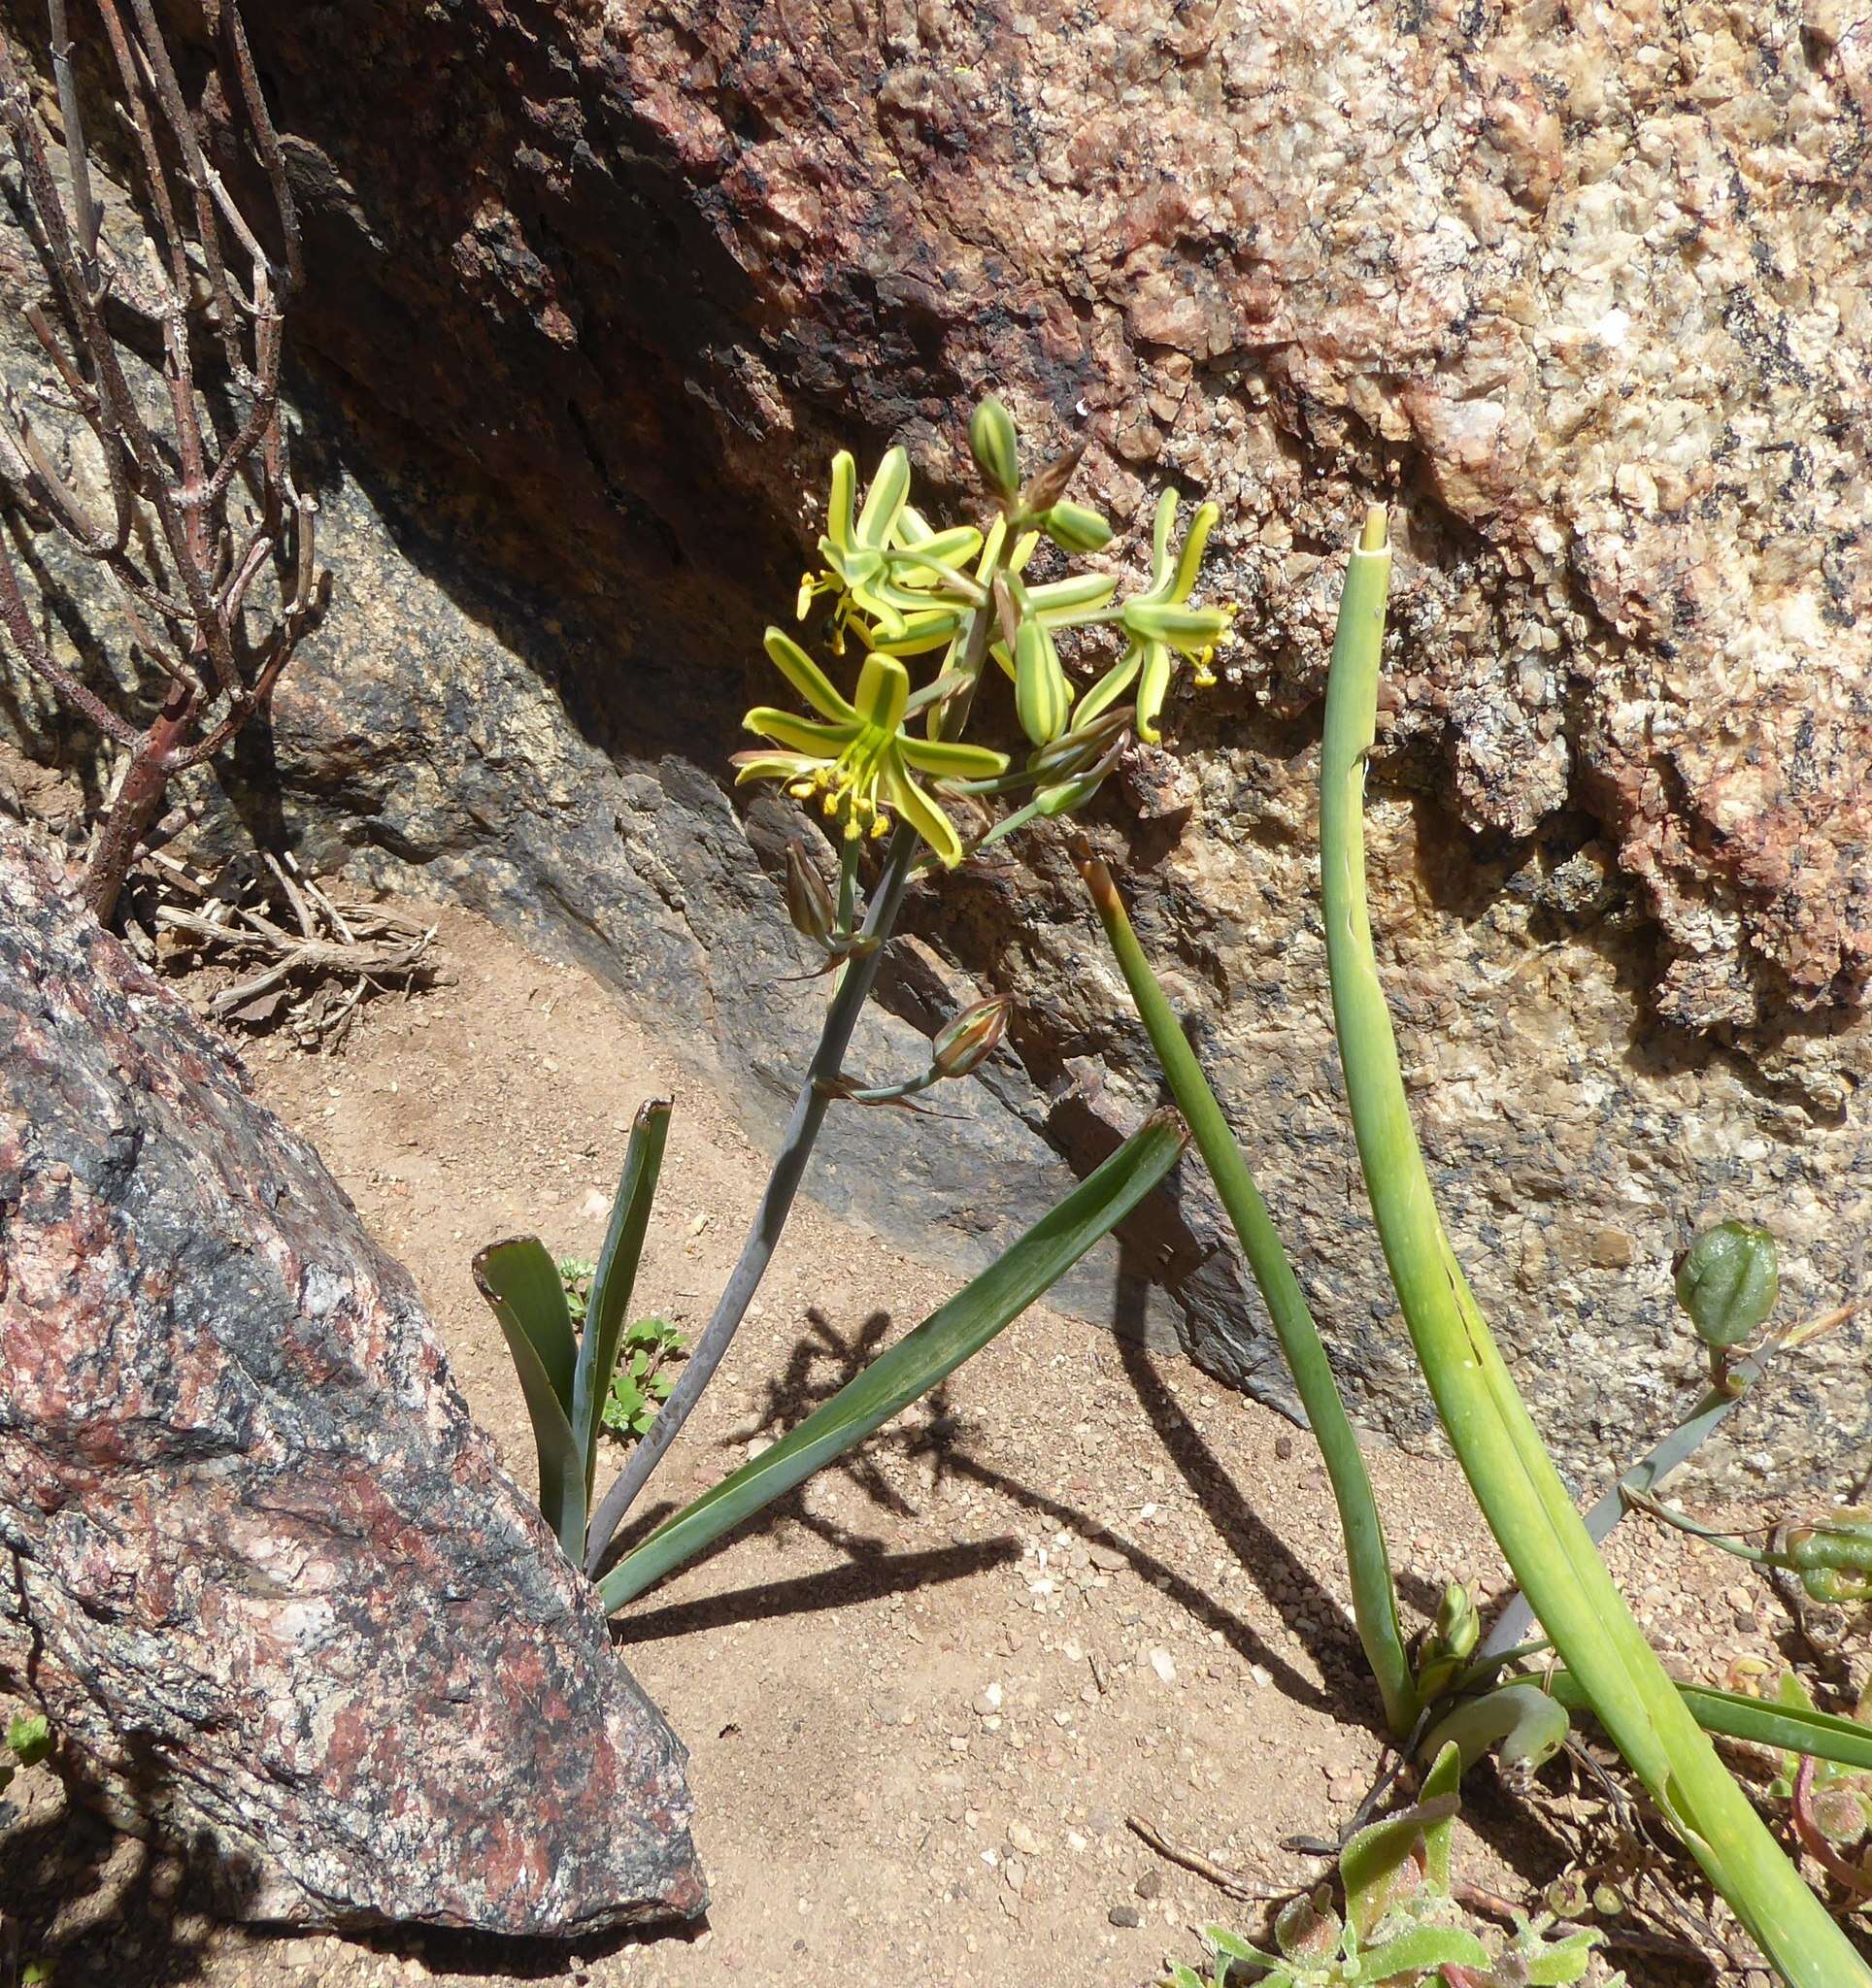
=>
[127,847,440,1051]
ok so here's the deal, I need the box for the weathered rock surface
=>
[0,0,1865,1489]
[211,0,1870,1068]
[0,825,704,1934]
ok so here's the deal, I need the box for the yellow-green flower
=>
[735,630,1009,867]
[1075,488,1234,743]
[797,449,983,655]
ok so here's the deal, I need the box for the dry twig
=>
[0,2,321,924]
[145,850,438,1051]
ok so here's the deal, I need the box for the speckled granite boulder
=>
[0,0,1864,1489]
[0,825,703,1934]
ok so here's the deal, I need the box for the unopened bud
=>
[1020,443,1086,516]
[1675,1221,1779,1350]
[784,841,837,949]
[1415,1580,1481,1700]
[969,396,1020,500]
[1041,501,1114,553]
[1014,618,1071,746]
[931,995,1010,1078]
[1786,1510,1872,1605]
[1433,1580,1480,1661]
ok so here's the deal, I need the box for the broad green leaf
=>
[1356,1924,1491,1979]
[573,1099,672,1498]
[1545,1671,1872,1773]
[1420,1740,1462,1892]
[598,1112,1187,1610]
[474,1238,586,1560]
[1521,1927,1604,1986]
[1203,1925,1280,1966]
[1340,1794,1455,1941]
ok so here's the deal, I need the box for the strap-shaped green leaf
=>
[1356,1925,1491,1979]
[1320,509,1871,1988]
[572,1098,672,1497]
[1545,1672,1872,1773]
[474,1237,586,1560]
[597,1110,1187,1610]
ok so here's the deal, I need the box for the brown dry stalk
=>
[0,2,321,925]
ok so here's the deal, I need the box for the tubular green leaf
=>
[1544,1673,1872,1774]
[473,1238,587,1561]
[1080,857,1418,1740]
[1319,508,1869,1988]
[598,1111,1188,1610]
[573,1098,672,1499]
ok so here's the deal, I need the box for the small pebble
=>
[1135,1867,1163,1900]
[1109,1904,1142,1928]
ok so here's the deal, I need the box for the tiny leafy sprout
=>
[1769,1672,1872,1892]
[6,1712,50,1767]
[556,1258,597,1331]
[600,1317,686,1441]
[1166,1753,1613,1988]
[1673,1219,1778,1352]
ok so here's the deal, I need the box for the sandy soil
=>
[0,901,1855,1988]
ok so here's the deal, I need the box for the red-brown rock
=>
[0,824,704,1934]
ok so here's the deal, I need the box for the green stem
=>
[1621,1485,1777,1564]
[1079,855,1419,1740]
[1319,507,1868,1988]
[586,531,1013,1575]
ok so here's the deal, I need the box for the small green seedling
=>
[555,1261,685,1441]
[0,1710,51,1800]
[1166,1747,1613,1988]
[600,1317,685,1441]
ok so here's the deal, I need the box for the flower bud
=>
[1414,1580,1481,1700]
[1675,1221,1779,1350]
[1786,1510,1872,1605]
[1014,618,1071,746]
[1020,443,1085,516]
[931,995,1010,1078]
[784,841,837,949]
[969,396,1020,500]
[1041,501,1114,553]
[1433,1580,1480,1661]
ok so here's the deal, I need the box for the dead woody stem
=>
[0,0,321,924]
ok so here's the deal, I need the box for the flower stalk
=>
[1078,851,1419,1740]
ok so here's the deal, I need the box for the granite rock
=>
[0,0,1864,1488]
[0,824,704,1934]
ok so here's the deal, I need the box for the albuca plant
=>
[474,404,1865,1987]
[1318,512,1870,1988]
[483,398,1213,1589]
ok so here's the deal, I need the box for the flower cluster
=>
[737,399,1235,866]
